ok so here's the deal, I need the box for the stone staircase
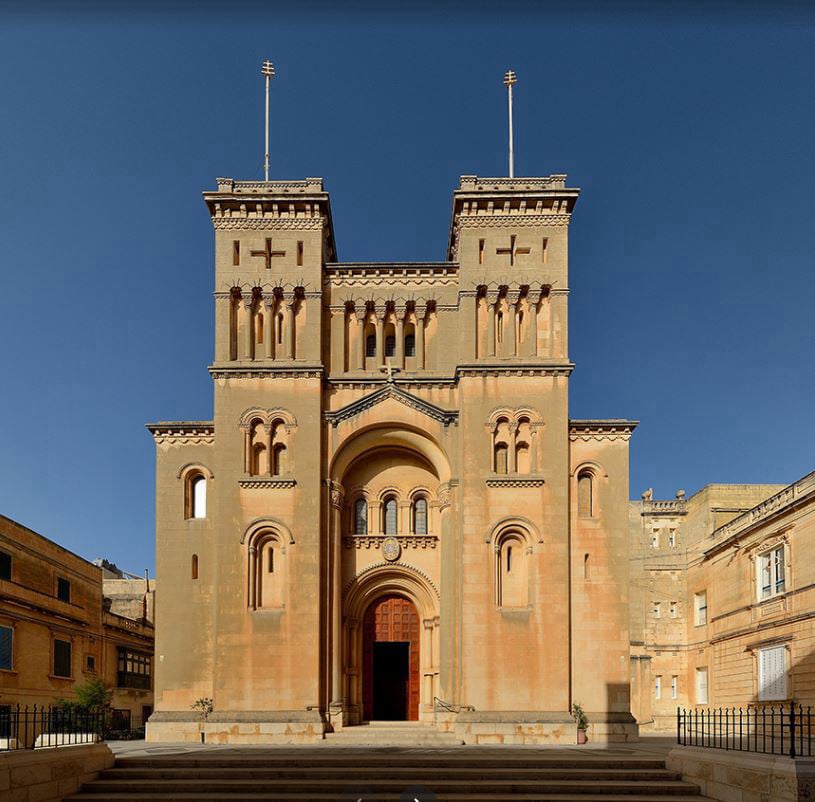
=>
[65,746,709,802]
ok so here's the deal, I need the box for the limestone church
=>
[146,173,639,744]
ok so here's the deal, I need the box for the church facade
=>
[146,174,639,744]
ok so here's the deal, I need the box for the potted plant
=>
[191,697,213,744]
[571,702,588,744]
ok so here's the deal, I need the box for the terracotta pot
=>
[577,727,587,744]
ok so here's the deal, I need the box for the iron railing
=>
[0,705,104,751]
[677,704,813,758]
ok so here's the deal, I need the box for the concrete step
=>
[79,779,701,795]
[66,795,710,802]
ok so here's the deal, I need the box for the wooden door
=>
[362,594,420,720]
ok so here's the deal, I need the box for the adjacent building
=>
[0,515,155,728]
[630,472,815,730]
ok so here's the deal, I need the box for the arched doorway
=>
[362,594,420,721]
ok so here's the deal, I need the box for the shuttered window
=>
[54,639,72,678]
[695,667,708,704]
[758,646,787,701]
[758,545,786,600]
[0,626,12,670]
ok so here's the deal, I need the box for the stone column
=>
[507,290,520,357]
[375,310,385,367]
[398,500,411,535]
[415,311,426,370]
[263,296,275,360]
[395,307,405,369]
[329,482,345,728]
[284,295,295,360]
[487,293,497,357]
[241,296,254,360]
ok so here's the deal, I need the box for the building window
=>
[694,591,708,626]
[650,529,660,548]
[695,667,708,705]
[669,601,677,618]
[577,471,593,518]
[668,529,677,548]
[54,639,72,678]
[0,551,10,581]
[256,312,264,344]
[57,577,71,604]
[655,675,662,700]
[186,474,207,519]
[354,499,368,535]
[385,335,396,357]
[413,498,428,535]
[273,443,287,475]
[758,645,787,701]
[653,601,661,619]
[757,545,786,600]
[496,311,504,343]
[496,531,528,607]
[191,554,199,580]
[494,444,508,475]
[383,497,398,535]
[0,626,12,671]
[671,675,678,699]
[86,654,96,673]
[366,334,376,357]
[117,648,151,690]
[248,531,286,609]
[404,333,416,357]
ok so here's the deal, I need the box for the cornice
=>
[327,377,456,390]
[325,383,458,428]
[568,419,639,441]
[641,499,688,517]
[209,364,324,380]
[456,363,574,378]
[146,422,215,446]
[211,217,325,231]
[456,213,571,229]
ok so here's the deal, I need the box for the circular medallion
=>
[381,536,401,562]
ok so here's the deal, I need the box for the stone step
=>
[100,767,683,782]
[80,779,701,795]
[66,794,710,802]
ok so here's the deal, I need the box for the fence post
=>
[790,703,796,759]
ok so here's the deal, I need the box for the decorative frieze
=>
[568,419,638,442]
[344,535,438,550]
[457,364,574,378]
[209,367,324,380]
[146,422,214,446]
[485,477,545,488]
[238,479,297,490]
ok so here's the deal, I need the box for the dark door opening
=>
[372,641,409,720]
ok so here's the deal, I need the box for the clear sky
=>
[1,1,813,574]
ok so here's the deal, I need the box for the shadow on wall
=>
[607,682,631,716]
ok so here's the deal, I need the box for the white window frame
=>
[694,591,708,626]
[654,675,662,700]
[756,544,786,602]
[757,645,788,701]
[696,667,708,705]
[671,675,678,699]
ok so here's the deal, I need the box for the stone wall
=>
[0,743,114,802]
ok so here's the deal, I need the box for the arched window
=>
[252,442,268,476]
[277,313,284,344]
[497,311,504,343]
[366,334,376,357]
[383,497,398,535]
[248,531,286,609]
[191,554,199,580]
[578,471,594,518]
[413,497,428,534]
[256,312,264,344]
[494,444,508,474]
[496,532,528,607]
[354,499,368,534]
[385,335,396,357]
[404,329,416,357]
[516,443,530,475]
[185,472,208,519]
[273,443,287,475]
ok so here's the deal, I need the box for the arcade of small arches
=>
[475,284,554,359]
[487,409,544,475]
[347,489,433,536]
[239,408,296,478]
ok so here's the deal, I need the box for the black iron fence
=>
[677,704,813,758]
[0,705,147,751]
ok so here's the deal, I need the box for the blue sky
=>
[1,1,813,573]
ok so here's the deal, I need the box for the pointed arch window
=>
[413,497,428,535]
[383,497,398,535]
[354,499,368,535]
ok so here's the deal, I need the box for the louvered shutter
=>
[759,646,787,701]
[0,626,12,670]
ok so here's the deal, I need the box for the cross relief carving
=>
[251,238,286,270]
[495,234,531,266]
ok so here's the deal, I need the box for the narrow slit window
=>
[256,312,264,344]
[404,334,416,357]
[233,240,240,266]
[277,313,284,344]
[413,498,428,535]
[479,238,485,264]
[366,334,376,357]
[297,241,304,266]
[267,548,275,573]
[542,237,548,264]
[497,312,504,343]
[191,554,198,580]
[385,336,396,357]
[384,497,398,534]
[354,499,368,534]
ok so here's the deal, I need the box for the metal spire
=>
[503,69,517,178]
[261,60,275,181]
